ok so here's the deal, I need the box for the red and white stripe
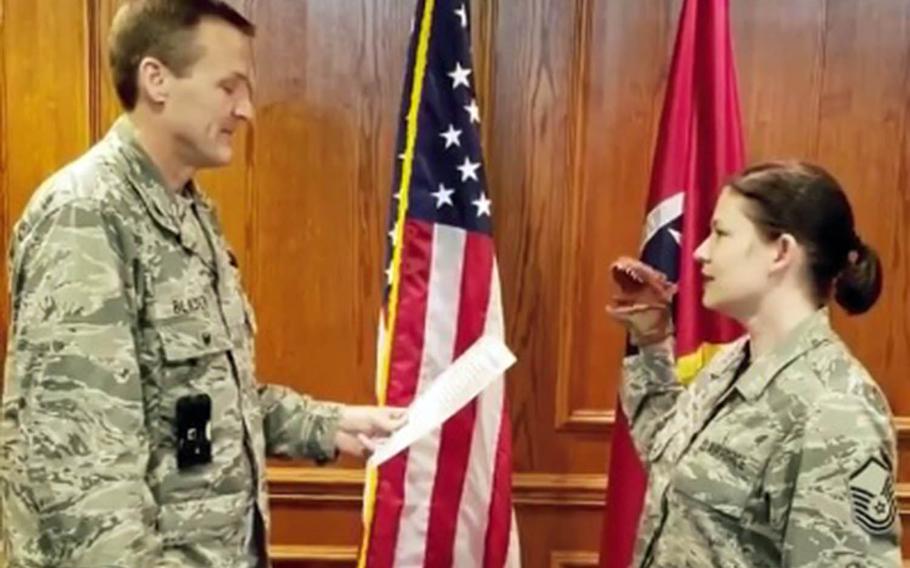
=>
[367,220,519,567]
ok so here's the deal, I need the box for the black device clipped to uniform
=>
[176,393,213,469]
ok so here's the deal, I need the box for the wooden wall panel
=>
[0,0,93,362]
[485,0,604,473]
[560,0,677,441]
[730,0,827,159]
[812,0,910,413]
[0,0,8,357]
[266,467,605,566]
[3,0,910,565]
[2,0,91,221]
[88,0,118,142]
[247,1,410,410]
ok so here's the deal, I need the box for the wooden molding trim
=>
[514,472,607,508]
[550,550,600,568]
[555,407,910,437]
[894,416,910,440]
[268,467,606,508]
[897,483,910,515]
[269,466,910,515]
[475,0,497,155]
[268,467,364,504]
[270,544,358,563]
[268,547,600,566]
[85,0,104,143]
[553,0,600,436]
[557,408,616,431]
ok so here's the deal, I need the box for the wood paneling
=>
[3,0,910,565]
[731,0,827,158]
[271,545,359,567]
[563,0,678,441]
[247,1,411,409]
[0,0,8,358]
[1,0,94,367]
[812,0,910,416]
[2,0,91,220]
[485,0,608,473]
[266,466,606,564]
[549,551,600,568]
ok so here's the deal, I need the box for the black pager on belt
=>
[176,393,212,470]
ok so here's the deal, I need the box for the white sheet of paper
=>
[367,335,516,467]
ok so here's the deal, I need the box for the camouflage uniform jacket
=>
[0,117,343,567]
[621,309,901,567]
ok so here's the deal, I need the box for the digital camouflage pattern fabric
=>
[621,309,900,567]
[0,117,342,567]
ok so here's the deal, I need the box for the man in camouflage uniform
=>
[0,1,402,566]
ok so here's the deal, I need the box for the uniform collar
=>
[108,116,213,232]
[107,116,216,266]
[734,308,835,401]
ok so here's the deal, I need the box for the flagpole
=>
[357,1,438,566]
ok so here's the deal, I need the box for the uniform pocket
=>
[156,316,232,363]
[150,316,234,451]
[672,435,763,520]
[157,491,249,547]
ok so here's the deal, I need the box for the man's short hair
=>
[109,0,255,110]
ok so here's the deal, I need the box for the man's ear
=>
[136,56,171,106]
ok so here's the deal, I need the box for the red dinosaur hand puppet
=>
[606,257,677,345]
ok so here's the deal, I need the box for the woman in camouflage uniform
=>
[608,161,900,567]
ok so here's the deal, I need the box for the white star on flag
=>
[388,224,399,245]
[431,184,455,208]
[464,99,481,123]
[439,124,463,149]
[472,193,492,217]
[457,156,481,182]
[454,5,468,28]
[448,62,472,90]
[668,228,682,244]
[385,263,394,285]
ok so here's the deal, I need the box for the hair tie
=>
[847,234,864,265]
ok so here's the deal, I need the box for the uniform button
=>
[202,332,212,345]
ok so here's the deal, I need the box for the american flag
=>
[358,1,520,567]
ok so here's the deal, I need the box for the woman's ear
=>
[770,233,799,273]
